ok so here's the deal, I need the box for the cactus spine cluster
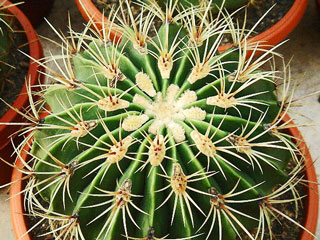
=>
[3,1,314,240]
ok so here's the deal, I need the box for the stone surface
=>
[0,0,320,239]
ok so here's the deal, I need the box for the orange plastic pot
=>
[75,0,105,31]
[75,0,308,53]
[0,0,44,185]
[9,114,319,240]
[75,0,120,41]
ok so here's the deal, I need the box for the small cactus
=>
[2,1,316,240]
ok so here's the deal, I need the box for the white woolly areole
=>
[155,92,163,102]
[171,163,187,194]
[176,90,197,108]
[168,122,186,143]
[166,84,180,103]
[158,54,173,79]
[107,136,133,164]
[123,82,206,142]
[133,94,152,109]
[207,94,237,109]
[182,107,206,121]
[148,120,163,135]
[144,85,204,142]
[136,72,156,97]
[103,65,125,81]
[228,72,249,83]
[188,63,210,84]
[122,114,149,132]
[231,136,252,155]
[133,41,148,55]
[190,130,216,157]
[98,97,129,112]
[145,95,184,125]
[190,34,205,47]
[148,135,166,167]
[70,120,97,138]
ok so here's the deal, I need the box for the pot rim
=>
[75,0,308,53]
[0,0,43,150]
[9,114,319,240]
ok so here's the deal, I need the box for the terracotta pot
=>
[0,0,44,185]
[9,114,319,240]
[75,0,308,53]
[10,0,55,27]
[75,0,120,40]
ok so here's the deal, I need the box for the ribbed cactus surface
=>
[24,2,298,240]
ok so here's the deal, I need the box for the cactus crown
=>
[4,1,314,240]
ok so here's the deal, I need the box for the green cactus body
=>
[27,5,295,240]
[154,0,249,11]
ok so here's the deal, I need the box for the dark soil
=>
[92,0,141,23]
[221,0,295,45]
[27,197,54,240]
[262,179,305,240]
[92,0,295,45]
[92,0,161,36]
[0,20,30,118]
[238,169,305,240]
[92,0,118,12]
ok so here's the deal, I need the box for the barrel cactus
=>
[3,1,314,240]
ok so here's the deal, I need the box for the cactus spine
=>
[3,1,314,240]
